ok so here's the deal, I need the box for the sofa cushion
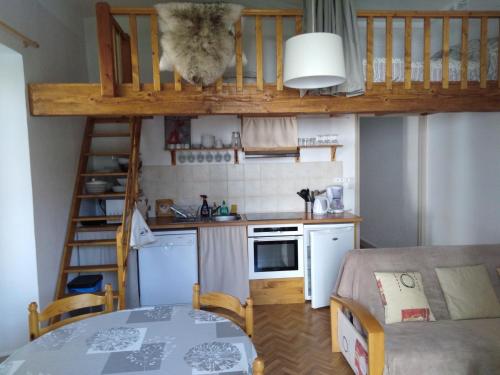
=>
[383,318,500,375]
[335,245,500,323]
[436,264,500,320]
[374,272,435,324]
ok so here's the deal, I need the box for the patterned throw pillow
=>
[374,272,436,324]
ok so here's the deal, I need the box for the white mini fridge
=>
[304,224,355,308]
[138,230,198,306]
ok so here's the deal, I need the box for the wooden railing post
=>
[96,2,116,97]
[235,19,243,92]
[121,34,132,83]
[404,16,412,89]
[385,16,393,89]
[366,17,374,90]
[128,15,140,91]
[275,16,284,91]
[423,17,431,89]
[255,16,264,91]
[460,16,469,89]
[442,16,450,89]
[479,16,488,88]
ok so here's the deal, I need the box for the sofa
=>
[330,244,500,375]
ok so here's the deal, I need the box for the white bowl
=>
[116,178,127,186]
[85,180,108,194]
[112,185,126,193]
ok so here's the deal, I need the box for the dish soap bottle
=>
[219,200,229,216]
[200,195,210,217]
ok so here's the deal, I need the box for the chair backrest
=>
[192,283,254,336]
[28,283,114,341]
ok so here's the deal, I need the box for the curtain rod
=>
[0,19,39,48]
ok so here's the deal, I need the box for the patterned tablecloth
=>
[1,305,257,375]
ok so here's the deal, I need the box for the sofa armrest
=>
[331,296,385,375]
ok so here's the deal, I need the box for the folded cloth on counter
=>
[199,226,249,303]
[130,208,155,249]
[241,117,298,149]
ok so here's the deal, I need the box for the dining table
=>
[0,304,257,375]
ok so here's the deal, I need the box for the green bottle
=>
[220,200,229,216]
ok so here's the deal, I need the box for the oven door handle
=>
[250,236,302,242]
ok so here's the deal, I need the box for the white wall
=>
[0,0,89,351]
[360,116,419,247]
[0,45,40,356]
[424,113,500,245]
[140,114,357,215]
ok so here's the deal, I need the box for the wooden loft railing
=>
[28,4,500,115]
[358,10,500,91]
[97,2,303,97]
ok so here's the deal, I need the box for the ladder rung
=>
[85,152,130,157]
[81,172,128,177]
[73,216,122,222]
[77,193,126,199]
[68,239,117,247]
[63,291,120,299]
[92,132,131,138]
[75,225,121,233]
[92,117,131,123]
[64,264,119,273]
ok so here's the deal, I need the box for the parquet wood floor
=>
[252,303,352,375]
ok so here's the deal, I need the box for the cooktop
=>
[245,212,304,221]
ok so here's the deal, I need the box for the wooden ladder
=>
[54,116,142,311]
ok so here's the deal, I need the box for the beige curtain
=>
[241,117,298,148]
[199,226,249,303]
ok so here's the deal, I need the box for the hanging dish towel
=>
[241,117,298,148]
[130,208,155,249]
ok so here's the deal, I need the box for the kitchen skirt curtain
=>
[199,226,250,303]
[241,117,298,149]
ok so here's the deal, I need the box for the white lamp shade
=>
[283,32,346,89]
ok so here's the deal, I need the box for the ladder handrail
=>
[116,117,142,309]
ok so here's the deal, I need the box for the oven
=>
[247,223,304,279]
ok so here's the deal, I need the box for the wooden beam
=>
[358,10,500,17]
[256,16,264,91]
[110,7,303,17]
[174,70,182,91]
[404,16,412,89]
[423,17,431,90]
[96,2,116,97]
[460,16,469,89]
[129,15,140,91]
[385,16,393,90]
[29,83,500,117]
[235,19,243,92]
[150,13,161,92]
[366,17,374,90]
[276,16,283,91]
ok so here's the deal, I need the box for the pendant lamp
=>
[283,1,346,89]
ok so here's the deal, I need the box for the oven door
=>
[248,236,304,279]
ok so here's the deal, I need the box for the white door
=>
[310,225,354,308]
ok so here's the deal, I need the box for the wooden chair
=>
[192,283,254,337]
[28,283,114,341]
[252,357,265,374]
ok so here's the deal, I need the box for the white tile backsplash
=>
[142,161,343,215]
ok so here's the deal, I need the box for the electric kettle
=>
[313,196,329,215]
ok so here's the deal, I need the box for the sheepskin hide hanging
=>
[155,2,243,86]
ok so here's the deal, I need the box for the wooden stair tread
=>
[77,193,126,199]
[73,216,122,222]
[92,132,131,137]
[67,239,117,246]
[85,152,130,157]
[81,172,128,177]
[63,264,119,273]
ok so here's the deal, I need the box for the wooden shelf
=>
[168,144,343,165]
[299,144,343,161]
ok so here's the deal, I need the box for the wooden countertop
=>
[148,212,362,230]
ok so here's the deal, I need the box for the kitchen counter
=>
[148,212,362,230]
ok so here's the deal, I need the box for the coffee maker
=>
[326,185,344,213]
